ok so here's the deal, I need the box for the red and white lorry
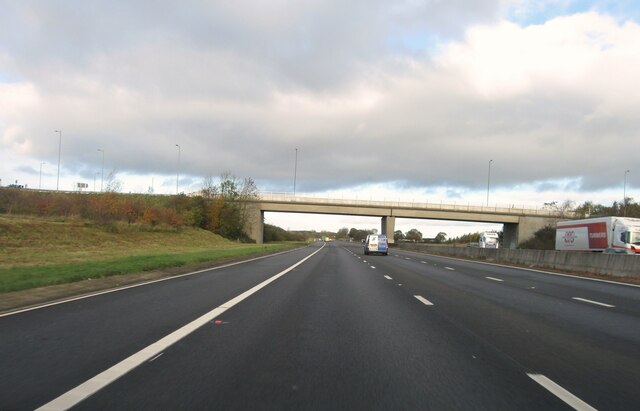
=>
[555,217,640,253]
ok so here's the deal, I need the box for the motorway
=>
[1,241,639,410]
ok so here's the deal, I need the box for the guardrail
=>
[256,192,573,218]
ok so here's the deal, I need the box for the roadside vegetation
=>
[0,173,260,241]
[0,174,309,293]
[0,214,303,292]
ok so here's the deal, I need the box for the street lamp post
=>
[54,130,62,190]
[293,148,298,196]
[97,148,105,192]
[486,159,493,206]
[624,169,630,216]
[39,162,45,189]
[175,144,181,194]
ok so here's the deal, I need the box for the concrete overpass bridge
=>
[244,194,567,249]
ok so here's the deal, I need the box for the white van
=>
[364,234,389,255]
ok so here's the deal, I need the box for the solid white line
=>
[572,297,615,308]
[36,244,325,411]
[384,275,393,280]
[486,277,504,282]
[445,267,455,271]
[421,261,427,264]
[527,373,597,411]
[414,295,434,306]
[0,247,306,318]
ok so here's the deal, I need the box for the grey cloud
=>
[2,1,638,198]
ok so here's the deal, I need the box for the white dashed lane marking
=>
[527,373,597,411]
[414,295,434,306]
[572,297,615,308]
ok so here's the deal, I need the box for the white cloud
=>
[1,4,638,214]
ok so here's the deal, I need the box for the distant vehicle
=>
[364,234,388,256]
[555,217,640,253]
[603,248,636,255]
[479,232,499,248]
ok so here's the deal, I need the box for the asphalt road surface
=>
[1,241,639,410]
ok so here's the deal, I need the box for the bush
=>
[519,225,556,250]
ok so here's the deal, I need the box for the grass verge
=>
[0,243,304,293]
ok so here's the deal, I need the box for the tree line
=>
[0,173,259,242]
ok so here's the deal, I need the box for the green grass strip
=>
[0,242,305,293]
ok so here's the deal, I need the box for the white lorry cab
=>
[555,217,640,253]
[479,232,499,248]
[364,234,389,256]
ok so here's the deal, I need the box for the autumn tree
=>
[204,172,259,241]
[336,227,349,239]
[405,228,423,242]
[434,232,447,243]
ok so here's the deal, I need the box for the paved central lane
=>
[77,242,569,410]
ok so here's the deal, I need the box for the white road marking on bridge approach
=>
[384,275,393,280]
[414,295,434,306]
[371,266,376,269]
[35,244,326,411]
[572,297,615,308]
[445,267,455,271]
[527,373,597,411]
[486,277,504,282]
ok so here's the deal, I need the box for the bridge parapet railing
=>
[256,192,573,218]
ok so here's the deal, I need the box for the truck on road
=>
[479,232,500,248]
[555,217,640,253]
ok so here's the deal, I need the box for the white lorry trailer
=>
[555,217,640,253]
[479,232,500,248]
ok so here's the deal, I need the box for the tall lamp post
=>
[175,144,181,194]
[486,159,493,206]
[293,148,298,196]
[39,162,45,189]
[54,130,62,190]
[97,148,105,192]
[624,169,630,216]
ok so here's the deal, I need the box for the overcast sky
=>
[1,0,639,236]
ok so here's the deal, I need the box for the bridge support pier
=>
[504,217,558,249]
[246,207,264,244]
[382,216,396,244]
[503,223,518,249]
